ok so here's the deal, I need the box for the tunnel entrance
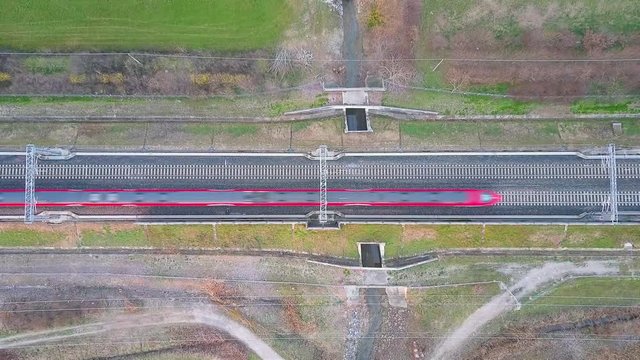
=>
[359,243,383,268]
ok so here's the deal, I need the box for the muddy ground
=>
[0,253,355,359]
[355,0,640,99]
[0,253,637,359]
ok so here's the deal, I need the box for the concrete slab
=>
[613,122,623,136]
[386,286,408,308]
[345,285,361,304]
[363,270,389,286]
[342,90,368,105]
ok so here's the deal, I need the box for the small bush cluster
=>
[68,74,87,85]
[191,73,249,91]
[582,30,616,53]
[367,3,385,29]
[211,73,248,87]
[99,73,125,86]
[23,56,68,75]
[190,73,211,87]
[493,17,523,48]
[0,72,11,86]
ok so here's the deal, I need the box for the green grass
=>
[184,123,216,136]
[0,229,65,246]
[216,124,259,137]
[520,278,640,316]
[469,83,511,95]
[23,57,69,75]
[145,225,213,248]
[0,96,137,104]
[2,223,639,255]
[412,283,501,333]
[401,121,469,138]
[563,226,640,248]
[80,226,146,247]
[268,97,325,116]
[620,119,640,136]
[571,100,640,114]
[0,1,295,51]
[383,91,535,115]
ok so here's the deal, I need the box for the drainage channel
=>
[354,242,386,360]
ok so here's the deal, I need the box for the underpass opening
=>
[358,242,384,268]
[344,108,370,132]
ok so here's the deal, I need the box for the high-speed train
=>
[0,189,501,207]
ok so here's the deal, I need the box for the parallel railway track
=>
[1,163,640,180]
[498,191,640,207]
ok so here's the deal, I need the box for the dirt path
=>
[0,305,285,360]
[429,261,619,360]
[342,0,363,87]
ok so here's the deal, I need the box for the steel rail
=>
[2,163,640,180]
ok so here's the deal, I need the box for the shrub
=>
[99,73,125,86]
[367,3,384,29]
[0,72,11,86]
[582,30,616,53]
[493,17,523,48]
[211,73,247,87]
[23,57,68,75]
[190,73,211,87]
[68,74,87,85]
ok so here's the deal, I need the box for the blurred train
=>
[0,189,501,207]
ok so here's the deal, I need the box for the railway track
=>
[1,162,640,180]
[498,191,640,207]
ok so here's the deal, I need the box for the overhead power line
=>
[4,333,639,350]
[1,52,640,63]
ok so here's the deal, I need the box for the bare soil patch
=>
[421,1,640,98]
[402,226,437,243]
[467,309,640,360]
[358,0,422,85]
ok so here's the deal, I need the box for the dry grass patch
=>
[342,117,400,150]
[145,123,213,150]
[0,123,77,147]
[215,224,296,251]
[291,118,343,150]
[399,225,483,254]
[75,123,146,149]
[484,225,565,247]
[293,225,352,257]
[212,123,290,151]
[400,121,481,150]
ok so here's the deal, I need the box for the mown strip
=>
[0,223,637,258]
[0,1,294,51]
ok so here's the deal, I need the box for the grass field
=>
[0,1,295,51]
[521,278,640,316]
[411,283,501,334]
[2,223,639,258]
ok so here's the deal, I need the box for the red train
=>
[0,189,501,207]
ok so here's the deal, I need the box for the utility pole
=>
[606,144,618,223]
[318,145,328,224]
[24,144,37,224]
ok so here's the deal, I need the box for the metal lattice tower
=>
[318,145,328,224]
[606,143,618,223]
[24,144,37,224]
